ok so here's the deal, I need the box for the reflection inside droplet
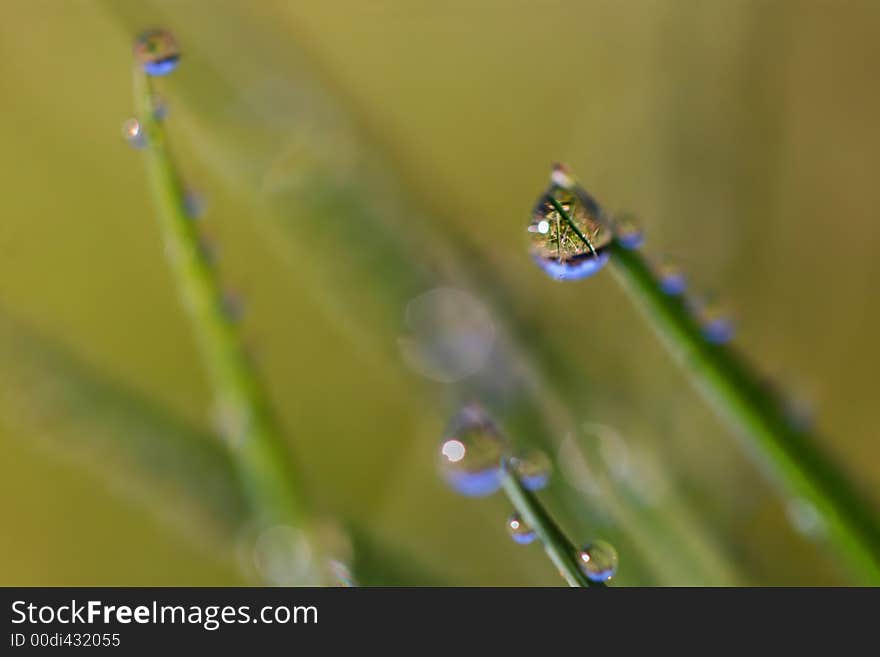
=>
[399,287,496,383]
[528,181,612,281]
[441,439,466,463]
[134,29,181,76]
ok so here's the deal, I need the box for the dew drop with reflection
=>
[134,29,180,76]
[528,184,612,281]
[507,513,537,545]
[438,405,506,497]
[577,540,618,582]
[510,449,552,491]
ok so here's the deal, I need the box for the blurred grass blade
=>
[132,61,315,569]
[0,311,248,548]
[0,311,446,586]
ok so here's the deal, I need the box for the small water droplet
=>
[438,405,507,497]
[528,184,611,281]
[221,290,245,323]
[152,96,169,121]
[577,540,618,582]
[694,301,734,344]
[654,260,687,295]
[134,29,180,76]
[614,213,644,250]
[198,235,219,265]
[510,449,552,491]
[507,513,537,545]
[122,118,145,149]
[183,189,206,219]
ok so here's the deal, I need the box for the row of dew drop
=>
[123,30,359,587]
[123,30,246,328]
[439,405,618,583]
[528,164,734,345]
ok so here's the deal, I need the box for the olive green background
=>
[1,0,878,585]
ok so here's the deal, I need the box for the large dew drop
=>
[528,186,612,281]
[134,29,181,76]
[438,405,507,497]
[577,540,618,582]
[507,513,537,545]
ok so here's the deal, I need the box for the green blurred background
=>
[1,0,879,585]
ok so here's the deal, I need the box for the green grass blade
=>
[607,240,880,583]
[132,66,311,556]
[0,311,248,547]
[499,462,602,587]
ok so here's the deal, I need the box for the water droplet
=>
[122,118,145,149]
[694,301,734,344]
[152,96,169,121]
[654,260,687,295]
[507,513,537,545]
[510,449,552,491]
[221,290,244,323]
[399,288,496,383]
[614,213,644,250]
[183,189,206,219]
[252,525,316,585]
[438,405,507,497]
[577,540,618,582]
[134,29,180,76]
[528,186,612,281]
[197,235,219,265]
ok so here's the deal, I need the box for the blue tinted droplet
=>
[528,178,612,281]
[507,513,537,545]
[134,29,180,77]
[578,540,618,582]
[438,405,507,497]
[614,214,644,250]
[511,450,552,491]
[654,261,686,295]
